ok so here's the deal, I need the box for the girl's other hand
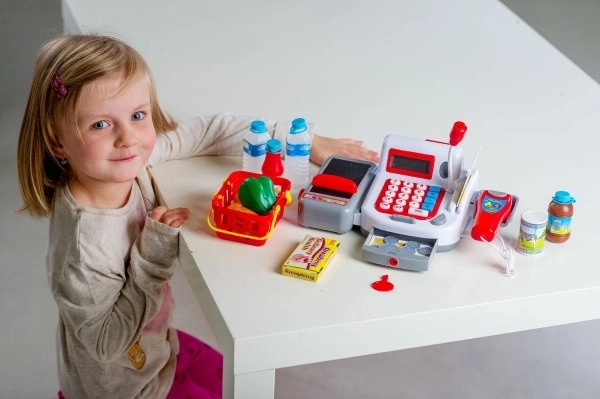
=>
[149,206,190,228]
[309,134,380,166]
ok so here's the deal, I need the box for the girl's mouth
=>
[113,155,137,162]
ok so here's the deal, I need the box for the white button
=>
[390,179,401,185]
[403,181,414,188]
[417,183,427,190]
[392,204,404,213]
[382,196,393,204]
[401,186,412,194]
[387,184,399,191]
[398,193,410,200]
[411,195,422,202]
[385,190,396,197]
[380,202,390,210]
[408,208,429,217]
[414,189,425,196]
[395,199,406,206]
[409,201,420,208]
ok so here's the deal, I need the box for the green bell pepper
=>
[237,176,277,215]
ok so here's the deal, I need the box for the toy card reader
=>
[298,156,378,234]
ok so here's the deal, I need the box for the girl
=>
[17,34,378,399]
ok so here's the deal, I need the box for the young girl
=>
[17,34,378,399]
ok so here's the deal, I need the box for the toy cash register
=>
[299,122,518,272]
[358,132,478,271]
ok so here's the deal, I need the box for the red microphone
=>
[449,121,467,146]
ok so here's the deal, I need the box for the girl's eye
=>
[92,120,110,130]
[132,111,146,121]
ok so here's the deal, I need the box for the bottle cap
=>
[266,139,282,153]
[250,120,267,134]
[290,117,307,134]
[552,190,576,204]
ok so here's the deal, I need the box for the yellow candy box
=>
[282,235,340,282]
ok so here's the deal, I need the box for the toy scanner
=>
[297,156,378,234]
[298,122,518,272]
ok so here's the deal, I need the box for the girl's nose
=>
[115,125,138,147]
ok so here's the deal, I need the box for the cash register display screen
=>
[386,148,436,180]
[310,158,372,199]
[390,154,430,175]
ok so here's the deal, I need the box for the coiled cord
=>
[480,234,516,277]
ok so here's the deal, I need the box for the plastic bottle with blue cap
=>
[285,117,312,193]
[546,190,575,243]
[242,120,271,174]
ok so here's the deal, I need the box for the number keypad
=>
[375,179,444,219]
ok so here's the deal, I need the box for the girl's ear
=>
[48,135,65,158]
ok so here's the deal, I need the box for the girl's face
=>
[56,71,157,200]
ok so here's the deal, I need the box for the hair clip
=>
[51,74,67,99]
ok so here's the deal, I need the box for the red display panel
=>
[385,148,436,180]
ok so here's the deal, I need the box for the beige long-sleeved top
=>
[48,113,290,399]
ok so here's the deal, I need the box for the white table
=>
[64,0,600,397]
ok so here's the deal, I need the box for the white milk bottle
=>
[242,120,271,173]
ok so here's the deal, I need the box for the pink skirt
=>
[58,329,223,399]
[167,329,223,399]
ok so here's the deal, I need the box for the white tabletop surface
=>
[64,0,600,397]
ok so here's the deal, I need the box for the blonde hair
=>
[17,34,177,217]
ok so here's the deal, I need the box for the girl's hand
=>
[149,206,190,228]
[309,134,380,166]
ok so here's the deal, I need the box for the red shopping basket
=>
[207,171,292,246]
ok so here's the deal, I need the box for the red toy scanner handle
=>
[471,190,513,242]
[311,173,357,194]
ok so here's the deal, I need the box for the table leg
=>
[223,364,275,399]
